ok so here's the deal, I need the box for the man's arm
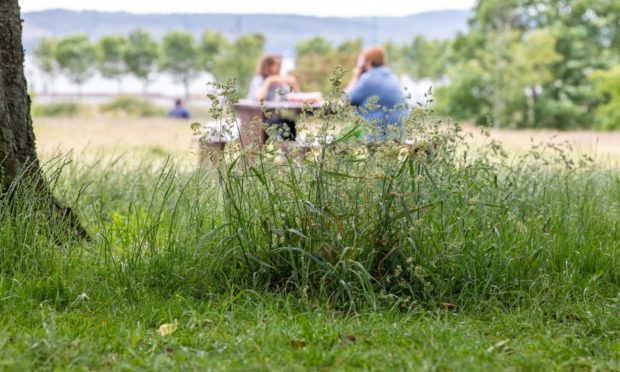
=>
[345,66,362,92]
[347,73,368,106]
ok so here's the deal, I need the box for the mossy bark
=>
[0,0,87,238]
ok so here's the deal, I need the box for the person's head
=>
[258,54,282,78]
[175,98,184,107]
[361,46,387,71]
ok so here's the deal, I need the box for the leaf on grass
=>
[290,338,307,350]
[562,314,581,322]
[486,339,510,353]
[339,335,358,344]
[158,320,178,336]
[439,302,458,310]
[551,312,581,323]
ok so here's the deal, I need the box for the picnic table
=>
[199,99,325,164]
[234,99,324,150]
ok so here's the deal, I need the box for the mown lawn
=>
[3,292,620,370]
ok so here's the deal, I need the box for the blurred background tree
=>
[435,0,620,130]
[296,36,333,57]
[54,34,96,96]
[590,65,620,130]
[96,35,128,94]
[124,30,159,95]
[399,36,452,79]
[294,37,361,94]
[199,31,229,74]
[32,37,58,95]
[213,33,266,95]
[160,31,200,100]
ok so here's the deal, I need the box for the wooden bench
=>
[196,120,239,165]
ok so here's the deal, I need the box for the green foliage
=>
[435,61,490,124]
[33,37,58,75]
[383,40,402,70]
[517,30,563,87]
[295,38,361,94]
[160,31,200,99]
[99,95,166,117]
[590,65,620,130]
[337,39,363,55]
[54,34,96,90]
[95,35,128,84]
[393,36,452,79]
[124,30,159,93]
[524,0,619,129]
[212,33,266,94]
[199,30,229,72]
[31,102,81,117]
[296,36,333,57]
[439,0,620,129]
[439,28,563,128]
[32,37,58,93]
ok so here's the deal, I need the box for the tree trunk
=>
[183,76,190,101]
[0,0,87,238]
[530,86,538,127]
[142,80,149,96]
[0,0,38,190]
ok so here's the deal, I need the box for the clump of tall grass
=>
[187,75,620,309]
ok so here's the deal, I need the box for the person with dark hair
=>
[248,54,300,140]
[248,54,299,101]
[168,98,192,119]
[345,46,409,141]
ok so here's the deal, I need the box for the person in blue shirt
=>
[168,98,191,119]
[345,46,409,141]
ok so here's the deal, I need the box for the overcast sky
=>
[21,0,476,17]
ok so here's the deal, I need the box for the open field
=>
[1,116,618,370]
[33,117,620,166]
[33,117,198,164]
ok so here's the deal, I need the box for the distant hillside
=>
[22,9,471,55]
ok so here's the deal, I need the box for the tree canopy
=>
[55,34,96,93]
[160,31,200,99]
[124,30,159,93]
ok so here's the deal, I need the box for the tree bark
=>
[0,0,87,238]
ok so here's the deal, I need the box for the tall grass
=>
[2,79,619,312]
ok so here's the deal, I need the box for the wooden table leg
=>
[200,140,226,165]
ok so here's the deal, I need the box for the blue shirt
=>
[168,105,191,119]
[347,66,409,140]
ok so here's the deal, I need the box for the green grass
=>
[2,291,620,370]
[31,101,84,118]
[2,87,620,369]
[100,95,167,118]
[31,97,168,119]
